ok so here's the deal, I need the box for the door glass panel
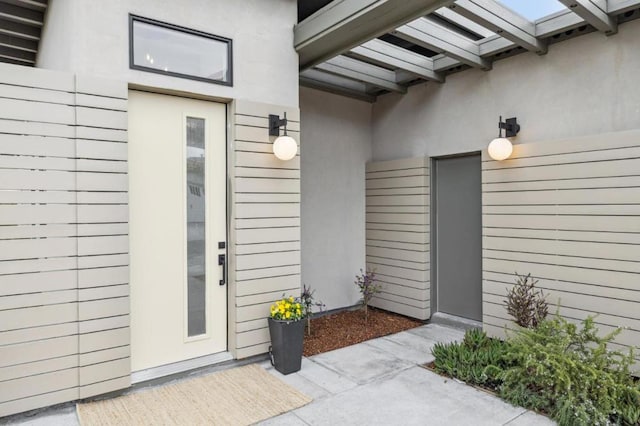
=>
[186,117,206,337]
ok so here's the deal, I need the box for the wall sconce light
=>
[269,112,297,161]
[488,116,520,161]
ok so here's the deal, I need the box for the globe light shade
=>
[487,137,513,161]
[273,135,297,161]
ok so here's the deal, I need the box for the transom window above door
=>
[129,15,233,85]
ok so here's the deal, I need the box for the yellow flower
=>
[289,296,294,302]
[285,311,291,318]
[285,303,291,309]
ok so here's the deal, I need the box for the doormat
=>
[76,364,311,426]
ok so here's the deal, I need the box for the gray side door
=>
[433,154,482,321]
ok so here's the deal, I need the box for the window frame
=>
[129,14,233,86]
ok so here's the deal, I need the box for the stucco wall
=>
[372,18,640,160]
[38,0,298,108]
[300,87,372,311]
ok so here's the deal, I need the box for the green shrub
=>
[498,315,640,426]
[432,328,508,389]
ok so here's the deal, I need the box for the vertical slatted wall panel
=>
[365,157,430,320]
[0,64,129,417]
[482,130,640,361]
[230,100,301,359]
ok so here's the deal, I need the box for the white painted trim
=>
[131,352,234,384]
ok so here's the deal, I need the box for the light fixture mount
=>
[269,113,288,136]
[499,116,520,138]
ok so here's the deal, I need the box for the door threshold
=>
[131,352,234,384]
[430,312,482,331]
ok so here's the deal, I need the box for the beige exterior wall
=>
[361,129,640,360]
[371,18,640,161]
[0,68,303,418]
[229,100,301,359]
[37,0,299,109]
[365,157,430,320]
[362,16,640,344]
[299,87,372,311]
[482,130,640,362]
[33,0,302,367]
[0,63,130,417]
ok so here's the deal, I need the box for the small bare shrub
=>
[354,268,381,323]
[505,272,548,329]
[300,284,324,336]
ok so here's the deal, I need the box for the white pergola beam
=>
[395,70,420,84]
[300,69,377,102]
[558,0,617,34]
[477,35,514,56]
[433,6,592,72]
[433,7,494,38]
[351,39,444,83]
[608,0,640,14]
[394,17,491,70]
[449,0,547,54]
[295,0,454,70]
[301,0,640,99]
[315,55,407,93]
[432,54,460,72]
[535,8,585,37]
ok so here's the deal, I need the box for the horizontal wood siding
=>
[230,100,301,359]
[0,64,129,417]
[482,130,640,361]
[365,157,430,320]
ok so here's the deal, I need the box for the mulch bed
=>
[302,307,423,357]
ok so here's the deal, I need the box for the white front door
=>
[128,90,227,372]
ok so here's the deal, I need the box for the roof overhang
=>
[297,0,640,102]
[0,0,47,66]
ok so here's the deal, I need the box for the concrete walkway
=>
[260,323,554,426]
[5,323,554,426]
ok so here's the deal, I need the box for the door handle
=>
[218,254,226,286]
